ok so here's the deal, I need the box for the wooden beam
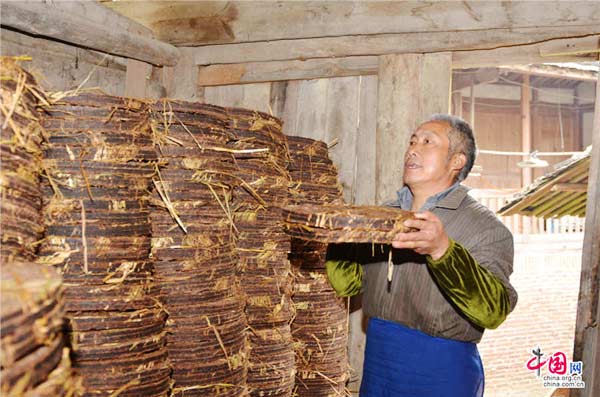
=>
[453,68,500,91]
[104,1,600,45]
[197,56,378,86]
[0,2,180,66]
[499,65,597,82]
[191,28,599,66]
[453,35,600,69]
[195,35,598,86]
[551,183,588,192]
[573,71,600,397]
[47,1,154,37]
[0,28,127,71]
[375,53,451,204]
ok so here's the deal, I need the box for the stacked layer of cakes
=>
[228,108,295,397]
[0,57,77,397]
[38,93,170,396]
[286,135,348,397]
[150,100,247,397]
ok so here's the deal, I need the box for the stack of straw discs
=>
[286,136,348,396]
[0,57,77,397]
[0,57,45,261]
[1,262,79,397]
[38,92,170,397]
[228,108,295,397]
[286,136,343,204]
[282,204,415,244]
[150,100,247,397]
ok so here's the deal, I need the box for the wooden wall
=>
[463,99,523,189]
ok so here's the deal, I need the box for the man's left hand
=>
[391,211,450,260]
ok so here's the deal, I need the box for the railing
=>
[468,189,585,235]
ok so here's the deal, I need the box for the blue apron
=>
[360,318,484,397]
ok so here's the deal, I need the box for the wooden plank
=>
[124,59,151,99]
[103,1,600,45]
[196,56,378,86]
[269,82,288,119]
[280,80,300,135]
[193,35,598,86]
[454,35,600,69]
[551,183,588,193]
[293,79,329,141]
[204,85,245,108]
[324,77,360,203]
[573,72,600,397]
[452,68,500,91]
[0,28,127,70]
[0,28,127,95]
[375,53,452,204]
[49,1,153,37]
[241,83,272,114]
[354,75,378,206]
[500,64,598,82]
[191,27,599,65]
[0,2,180,66]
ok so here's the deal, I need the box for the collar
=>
[388,182,468,211]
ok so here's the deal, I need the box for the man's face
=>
[403,120,459,191]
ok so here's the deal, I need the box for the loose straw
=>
[80,200,88,274]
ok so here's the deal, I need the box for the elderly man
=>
[326,114,517,397]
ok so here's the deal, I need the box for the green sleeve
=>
[325,260,363,297]
[427,239,511,329]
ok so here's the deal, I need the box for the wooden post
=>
[521,74,532,234]
[452,91,463,118]
[572,70,600,397]
[375,52,452,204]
[124,59,151,99]
[469,83,476,130]
[354,75,378,206]
[162,49,201,101]
[521,74,533,186]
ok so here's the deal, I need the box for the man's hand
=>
[391,211,450,260]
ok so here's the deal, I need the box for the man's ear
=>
[451,153,467,172]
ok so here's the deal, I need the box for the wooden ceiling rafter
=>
[0,2,180,66]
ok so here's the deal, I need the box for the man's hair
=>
[425,114,477,182]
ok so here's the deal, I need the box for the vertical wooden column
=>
[521,74,532,234]
[375,52,452,204]
[469,83,476,129]
[573,72,600,397]
[124,58,151,98]
[452,91,463,118]
[162,48,201,101]
[521,74,533,186]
